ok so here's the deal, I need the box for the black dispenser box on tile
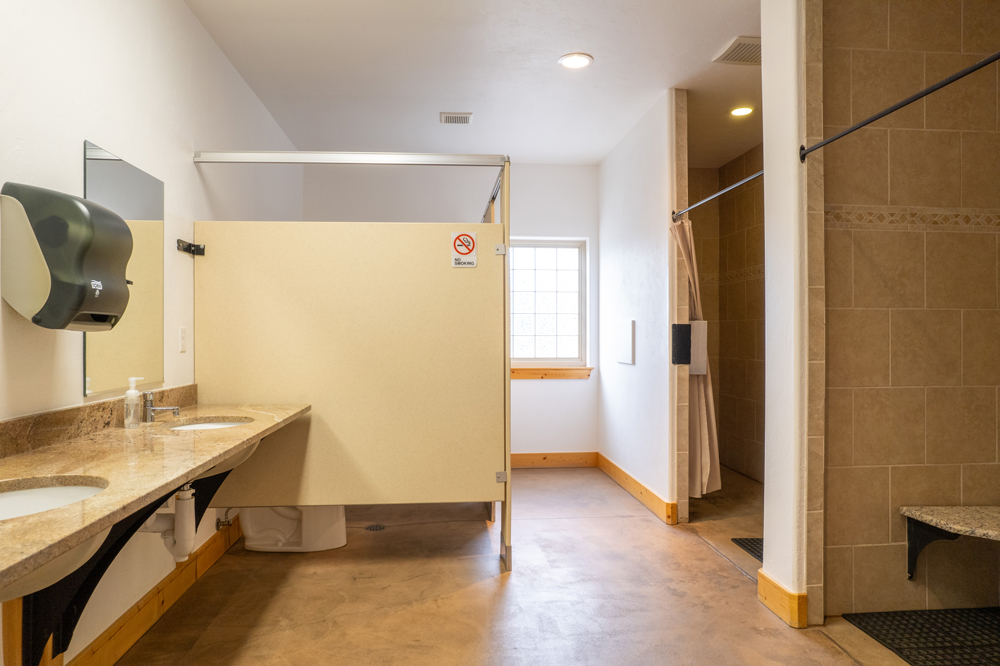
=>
[0,182,133,331]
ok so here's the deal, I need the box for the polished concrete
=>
[118,468,901,665]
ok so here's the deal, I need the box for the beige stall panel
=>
[197,221,507,506]
[85,220,164,394]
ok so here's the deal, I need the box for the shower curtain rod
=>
[193,151,508,167]
[671,170,763,222]
[801,48,1000,162]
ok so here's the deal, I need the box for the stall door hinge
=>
[177,239,205,256]
[496,471,508,483]
[495,244,506,255]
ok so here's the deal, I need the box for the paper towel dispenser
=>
[0,182,133,331]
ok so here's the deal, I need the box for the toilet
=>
[241,505,347,552]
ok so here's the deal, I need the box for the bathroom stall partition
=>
[191,161,512,567]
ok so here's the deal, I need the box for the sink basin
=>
[0,476,108,521]
[170,417,253,431]
[0,475,111,602]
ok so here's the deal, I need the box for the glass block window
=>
[510,239,587,365]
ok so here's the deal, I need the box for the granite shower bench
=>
[899,506,1000,579]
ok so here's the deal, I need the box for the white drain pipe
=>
[138,484,196,562]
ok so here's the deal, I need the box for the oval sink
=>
[0,476,108,521]
[170,416,253,430]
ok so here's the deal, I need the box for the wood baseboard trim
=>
[511,452,598,468]
[61,515,243,666]
[596,453,676,525]
[511,367,593,379]
[757,568,808,629]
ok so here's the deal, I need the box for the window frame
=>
[509,237,589,368]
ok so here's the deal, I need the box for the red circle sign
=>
[454,234,475,255]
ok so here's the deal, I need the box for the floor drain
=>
[364,524,386,532]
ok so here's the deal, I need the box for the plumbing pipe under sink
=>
[138,484,195,562]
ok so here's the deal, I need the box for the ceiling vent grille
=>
[440,112,473,125]
[713,37,761,65]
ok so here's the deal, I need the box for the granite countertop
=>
[899,505,1000,541]
[0,403,309,589]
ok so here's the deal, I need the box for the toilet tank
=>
[0,182,133,331]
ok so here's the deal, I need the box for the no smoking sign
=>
[451,232,477,267]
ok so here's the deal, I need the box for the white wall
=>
[597,93,676,501]
[510,165,600,454]
[0,0,303,659]
[303,163,602,454]
[760,0,807,593]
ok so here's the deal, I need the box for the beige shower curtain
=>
[670,216,721,497]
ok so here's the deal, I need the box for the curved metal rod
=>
[671,170,763,222]
[801,49,1000,162]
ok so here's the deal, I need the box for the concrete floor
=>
[118,467,904,665]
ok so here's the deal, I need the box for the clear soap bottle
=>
[124,377,144,429]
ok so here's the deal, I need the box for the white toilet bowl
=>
[241,505,347,552]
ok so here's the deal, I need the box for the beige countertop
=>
[899,505,1000,541]
[0,403,309,589]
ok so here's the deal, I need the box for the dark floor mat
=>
[731,537,763,562]
[843,607,1000,666]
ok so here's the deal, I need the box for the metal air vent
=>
[713,37,761,65]
[440,112,473,125]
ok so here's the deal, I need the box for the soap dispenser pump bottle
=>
[125,377,144,429]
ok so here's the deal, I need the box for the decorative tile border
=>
[711,264,765,286]
[825,206,1000,232]
[0,385,198,460]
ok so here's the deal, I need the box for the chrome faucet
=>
[143,391,180,423]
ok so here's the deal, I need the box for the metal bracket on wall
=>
[177,239,205,256]
[496,471,508,483]
[905,516,959,579]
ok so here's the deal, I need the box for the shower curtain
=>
[669,216,721,497]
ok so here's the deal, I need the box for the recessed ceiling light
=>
[731,107,754,116]
[558,53,593,69]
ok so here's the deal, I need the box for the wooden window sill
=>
[511,367,593,380]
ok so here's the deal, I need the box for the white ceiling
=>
[185,0,762,166]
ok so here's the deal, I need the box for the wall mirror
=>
[83,141,164,395]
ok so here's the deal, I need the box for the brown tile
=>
[827,309,891,387]
[727,231,746,271]
[827,389,854,467]
[889,130,962,208]
[736,188,754,232]
[824,48,852,128]
[745,439,765,482]
[826,230,853,308]
[824,0,888,49]
[745,277,764,320]
[963,0,1000,53]
[727,280,746,320]
[824,127,889,206]
[890,309,962,387]
[755,318,765,361]
[809,362,826,436]
[961,133,1000,208]
[721,320,739,358]
[926,538,1000,609]
[890,465,961,542]
[809,212,824,287]
[807,510,824,584]
[825,546,854,615]
[737,320,756,361]
[854,388,926,466]
[719,195,736,238]
[926,387,998,463]
[745,144,764,174]
[746,360,765,404]
[962,464,1000,505]
[889,0,962,52]
[827,466,890,546]
[926,232,996,309]
[853,544,928,612]
[753,180,765,226]
[853,230,925,308]
[721,357,748,399]
[808,437,824,511]
[745,225,764,269]
[925,55,997,131]
[809,286,825,362]
[851,50,925,129]
[718,235,729,280]
[754,399,765,443]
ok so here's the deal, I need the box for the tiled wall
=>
[716,145,766,483]
[823,0,1000,614]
